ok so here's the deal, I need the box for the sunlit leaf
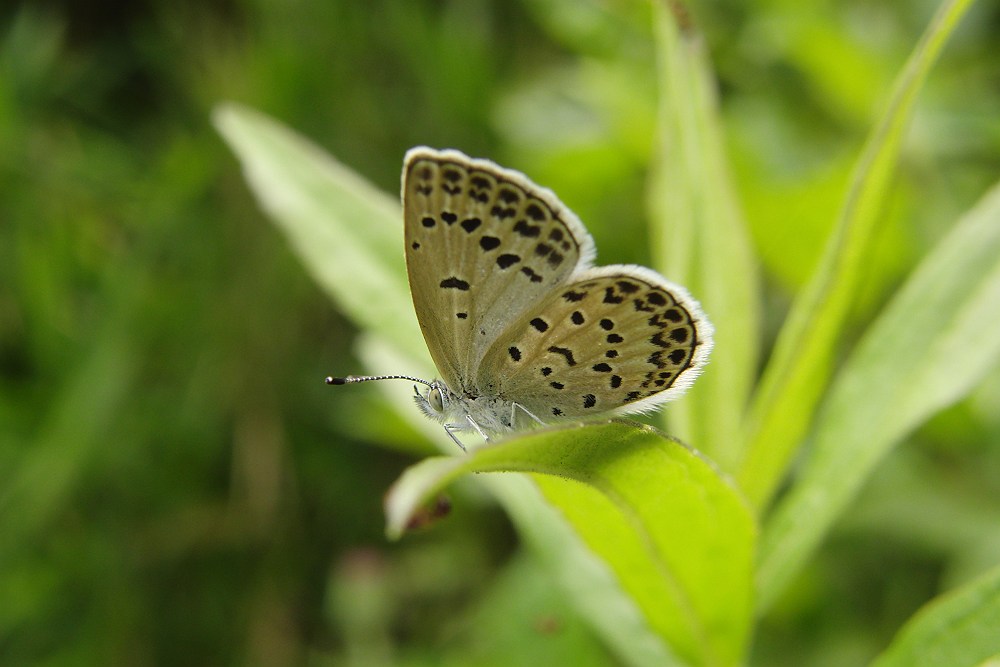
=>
[871,565,1000,667]
[648,1,760,470]
[387,421,756,667]
[737,0,976,508]
[212,103,424,362]
[758,180,1000,608]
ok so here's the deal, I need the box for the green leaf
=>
[870,565,1000,667]
[758,180,1000,609]
[211,103,426,363]
[737,0,976,508]
[386,421,756,667]
[647,1,761,470]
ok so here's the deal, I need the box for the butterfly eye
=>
[428,387,445,413]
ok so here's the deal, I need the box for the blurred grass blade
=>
[870,565,1000,667]
[737,0,975,508]
[386,421,755,667]
[758,180,1000,609]
[212,103,424,362]
[0,331,135,559]
[648,1,760,470]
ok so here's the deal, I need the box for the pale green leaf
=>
[386,421,756,667]
[648,1,760,471]
[737,0,976,508]
[871,565,1000,667]
[211,103,425,362]
[758,180,1000,608]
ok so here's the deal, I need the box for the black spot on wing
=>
[548,346,576,366]
[498,188,520,204]
[521,267,543,283]
[616,281,640,293]
[480,236,501,251]
[603,288,624,304]
[650,332,671,348]
[440,277,470,291]
[497,254,521,269]
[513,220,541,238]
[526,203,546,221]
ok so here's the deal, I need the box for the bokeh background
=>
[3,0,999,664]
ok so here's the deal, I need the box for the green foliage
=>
[871,565,1000,667]
[739,0,978,509]
[5,0,1000,665]
[385,422,754,667]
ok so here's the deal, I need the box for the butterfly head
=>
[414,380,444,418]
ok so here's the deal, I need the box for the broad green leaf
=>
[481,474,679,667]
[871,565,1000,667]
[386,421,756,667]
[648,1,760,470]
[758,180,1000,609]
[211,103,425,363]
[737,0,976,508]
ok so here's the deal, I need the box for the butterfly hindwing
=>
[477,266,712,419]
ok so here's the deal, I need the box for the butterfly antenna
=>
[326,374,434,387]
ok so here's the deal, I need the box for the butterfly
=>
[329,148,713,448]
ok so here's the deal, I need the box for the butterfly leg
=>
[464,415,491,442]
[511,402,545,427]
[443,424,468,452]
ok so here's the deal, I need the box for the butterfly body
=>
[412,381,530,439]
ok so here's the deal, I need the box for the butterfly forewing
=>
[403,148,593,393]
[478,267,712,419]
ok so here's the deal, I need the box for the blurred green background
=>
[2,0,999,664]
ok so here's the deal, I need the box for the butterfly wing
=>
[477,265,713,419]
[403,148,595,393]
